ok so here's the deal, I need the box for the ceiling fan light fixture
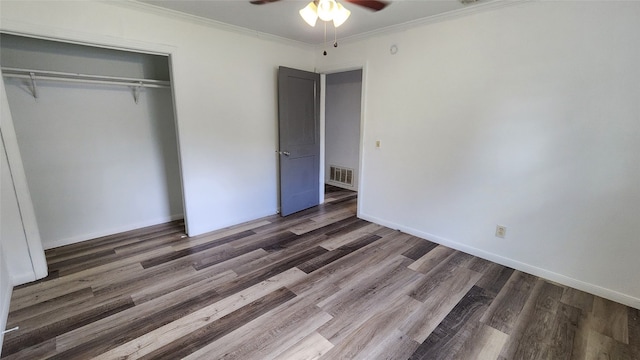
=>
[317,0,337,21]
[299,2,319,27]
[332,3,350,27]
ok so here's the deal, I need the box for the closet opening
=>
[1,33,185,253]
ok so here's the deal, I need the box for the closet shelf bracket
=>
[132,82,143,104]
[29,72,38,99]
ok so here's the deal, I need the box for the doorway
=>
[323,69,363,199]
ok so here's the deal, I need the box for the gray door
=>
[278,66,320,216]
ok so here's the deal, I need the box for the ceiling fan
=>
[250,0,389,13]
[250,0,388,28]
[251,0,389,55]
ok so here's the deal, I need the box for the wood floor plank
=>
[401,265,483,343]
[480,270,538,335]
[363,329,420,360]
[5,287,94,327]
[232,233,328,276]
[7,290,133,346]
[318,223,382,251]
[499,280,566,360]
[298,234,382,274]
[130,269,237,305]
[401,237,439,261]
[409,286,494,360]
[290,232,417,298]
[213,246,328,298]
[317,256,422,345]
[320,295,421,360]
[137,287,297,360]
[630,307,640,353]
[590,296,629,344]
[52,288,223,359]
[547,302,582,360]
[1,338,57,360]
[46,248,116,272]
[169,220,270,251]
[561,287,595,313]
[44,229,184,271]
[408,251,481,303]
[231,230,300,254]
[272,331,334,360]
[1,296,134,357]
[92,268,307,360]
[318,255,415,315]
[44,221,184,259]
[474,262,515,297]
[4,192,638,359]
[113,231,187,256]
[454,324,509,360]
[408,245,456,274]
[290,209,356,235]
[140,230,255,268]
[183,297,332,360]
[583,329,634,360]
[8,262,144,312]
[192,248,268,273]
[91,257,197,298]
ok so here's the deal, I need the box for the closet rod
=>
[1,67,170,88]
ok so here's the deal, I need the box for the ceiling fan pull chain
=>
[323,22,328,56]
[334,25,338,48]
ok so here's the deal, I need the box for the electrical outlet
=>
[495,225,507,238]
[375,140,381,148]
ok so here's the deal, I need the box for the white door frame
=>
[1,74,48,281]
[317,62,367,217]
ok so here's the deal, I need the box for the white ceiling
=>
[137,0,491,45]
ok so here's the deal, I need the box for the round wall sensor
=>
[390,45,398,55]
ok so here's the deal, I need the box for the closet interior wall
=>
[1,34,184,251]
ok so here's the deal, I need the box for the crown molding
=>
[110,0,314,49]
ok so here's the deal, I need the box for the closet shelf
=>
[1,67,170,103]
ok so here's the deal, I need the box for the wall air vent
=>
[329,165,354,187]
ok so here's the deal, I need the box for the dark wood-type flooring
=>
[2,186,639,359]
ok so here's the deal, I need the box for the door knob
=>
[281,151,291,156]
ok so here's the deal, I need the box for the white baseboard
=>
[359,212,640,310]
[10,272,36,287]
[43,214,184,250]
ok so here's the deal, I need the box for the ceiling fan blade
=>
[344,0,389,11]
[250,0,388,11]
[249,0,281,4]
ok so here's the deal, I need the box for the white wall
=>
[0,1,315,240]
[318,1,640,308]
[325,70,361,190]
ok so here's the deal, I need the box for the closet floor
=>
[2,189,639,359]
